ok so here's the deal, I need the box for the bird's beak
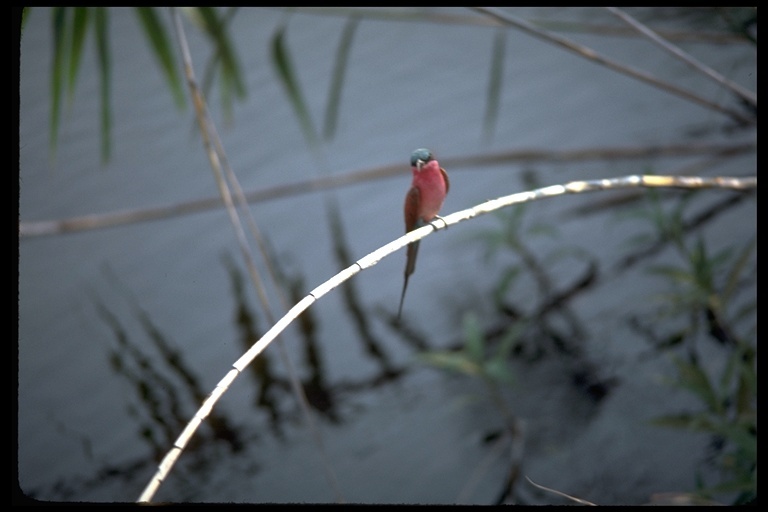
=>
[416,159,425,171]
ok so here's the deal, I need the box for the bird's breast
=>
[414,172,447,221]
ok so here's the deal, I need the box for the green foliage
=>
[38,7,250,164]
[46,8,114,162]
[270,13,362,150]
[270,22,319,150]
[423,189,755,503]
[483,29,506,142]
[627,190,756,503]
[648,237,737,322]
[134,8,186,109]
[636,190,755,345]
[324,16,359,141]
[36,8,524,165]
[49,7,72,160]
[652,344,756,502]
[481,204,554,256]
[480,204,585,311]
[419,204,583,384]
[184,7,246,121]
[47,7,112,163]
[419,312,521,387]
[94,8,111,164]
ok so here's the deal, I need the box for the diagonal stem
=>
[471,7,754,124]
[606,7,756,107]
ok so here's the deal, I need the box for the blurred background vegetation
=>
[18,7,755,505]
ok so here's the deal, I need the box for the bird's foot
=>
[430,215,448,230]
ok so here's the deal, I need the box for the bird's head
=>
[410,148,434,171]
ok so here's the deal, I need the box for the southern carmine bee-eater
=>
[397,148,450,320]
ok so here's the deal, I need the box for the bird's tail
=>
[397,241,420,320]
[397,274,410,321]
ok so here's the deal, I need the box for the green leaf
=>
[483,357,515,386]
[50,7,68,158]
[647,263,694,284]
[651,412,718,432]
[196,7,246,119]
[721,422,756,460]
[94,7,111,163]
[482,29,505,141]
[493,266,521,306]
[418,352,482,377]
[462,312,485,363]
[672,357,722,414]
[67,8,89,103]
[734,346,756,416]
[135,7,186,109]
[723,238,756,302]
[720,343,755,413]
[323,15,358,141]
[496,321,526,361]
[688,237,720,293]
[271,23,318,149]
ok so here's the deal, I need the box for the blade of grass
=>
[94,7,111,163]
[722,238,755,302]
[197,6,246,119]
[197,7,240,120]
[50,7,68,158]
[199,7,246,96]
[135,7,186,109]
[271,23,318,149]
[323,15,359,141]
[67,8,89,103]
[483,29,505,141]
[673,357,722,415]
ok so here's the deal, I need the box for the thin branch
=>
[171,8,260,303]
[169,7,343,502]
[136,173,756,503]
[292,8,754,44]
[471,7,754,125]
[525,476,597,506]
[606,7,756,107]
[19,141,755,237]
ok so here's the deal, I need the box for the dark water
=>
[18,7,755,504]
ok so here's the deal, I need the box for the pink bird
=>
[397,148,450,320]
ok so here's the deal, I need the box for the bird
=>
[397,148,450,320]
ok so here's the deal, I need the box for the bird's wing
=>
[404,185,421,232]
[441,167,450,195]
